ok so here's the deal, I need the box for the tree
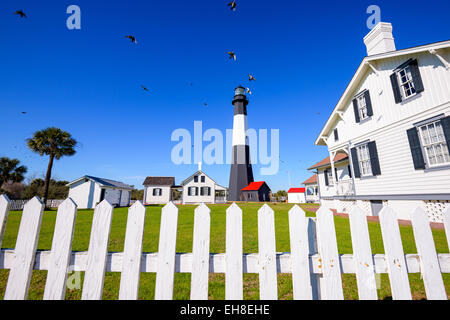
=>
[26,127,77,206]
[0,157,27,187]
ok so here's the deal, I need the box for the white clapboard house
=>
[310,22,450,222]
[67,175,133,209]
[181,163,228,204]
[143,177,176,204]
[302,174,320,203]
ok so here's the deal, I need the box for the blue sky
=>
[1,0,449,191]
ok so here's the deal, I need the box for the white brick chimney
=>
[363,22,396,56]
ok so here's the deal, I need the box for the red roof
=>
[302,174,317,185]
[307,153,348,170]
[242,181,266,191]
[288,188,306,193]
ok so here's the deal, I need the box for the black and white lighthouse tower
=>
[228,86,254,201]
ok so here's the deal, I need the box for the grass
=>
[0,202,448,300]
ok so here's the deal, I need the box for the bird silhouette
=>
[227,51,236,61]
[227,1,237,11]
[14,10,27,18]
[203,103,208,106]
[246,87,252,95]
[248,74,256,81]
[21,112,27,114]
[141,85,149,92]
[126,35,137,44]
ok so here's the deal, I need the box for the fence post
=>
[190,203,211,300]
[315,207,344,300]
[225,203,243,300]
[81,200,114,300]
[307,217,323,300]
[0,194,11,249]
[155,202,179,300]
[4,197,44,300]
[410,207,447,300]
[43,198,78,300]
[258,204,278,300]
[348,206,378,300]
[378,207,412,300]
[119,201,147,300]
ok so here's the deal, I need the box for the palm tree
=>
[0,157,27,187]
[26,127,77,206]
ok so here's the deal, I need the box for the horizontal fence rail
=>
[0,194,449,300]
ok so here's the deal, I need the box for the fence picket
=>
[444,206,450,253]
[348,207,378,300]
[288,205,312,300]
[43,198,78,300]
[258,204,277,300]
[81,200,114,300]
[378,207,412,300]
[410,207,447,300]
[119,201,147,300]
[4,197,44,300]
[0,194,11,249]
[315,207,344,300]
[225,203,243,300]
[155,202,179,300]
[190,203,211,300]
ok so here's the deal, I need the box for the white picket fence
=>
[9,199,64,211]
[0,194,449,300]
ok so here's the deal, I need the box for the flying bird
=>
[227,51,236,61]
[227,1,237,11]
[203,103,208,106]
[125,35,137,44]
[246,87,252,95]
[21,112,27,114]
[248,74,256,81]
[14,10,27,18]
[141,85,149,92]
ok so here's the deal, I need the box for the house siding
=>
[182,173,216,204]
[144,185,172,204]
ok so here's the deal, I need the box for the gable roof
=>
[67,175,134,190]
[314,39,450,146]
[302,174,318,185]
[181,170,218,186]
[288,188,306,193]
[143,177,175,186]
[242,181,270,191]
[307,153,349,170]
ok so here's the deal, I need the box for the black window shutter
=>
[188,187,192,196]
[351,148,361,178]
[208,187,211,196]
[334,129,339,141]
[324,169,329,186]
[407,127,426,170]
[368,141,381,176]
[364,90,374,117]
[409,60,424,93]
[200,187,204,196]
[334,167,339,181]
[353,98,360,123]
[440,116,450,154]
[390,73,402,104]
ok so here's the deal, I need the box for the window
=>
[188,186,198,196]
[153,188,162,196]
[356,143,372,176]
[201,176,205,183]
[327,170,334,186]
[397,65,416,100]
[334,128,339,141]
[200,187,210,196]
[391,59,424,104]
[418,120,450,166]
[356,94,369,121]
[194,176,198,183]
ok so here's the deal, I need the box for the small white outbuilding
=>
[67,175,133,209]
[287,188,306,204]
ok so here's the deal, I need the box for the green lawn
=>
[0,202,448,300]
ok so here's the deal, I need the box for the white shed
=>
[287,188,306,204]
[67,175,133,209]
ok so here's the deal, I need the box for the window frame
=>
[356,143,373,177]
[417,119,450,168]
[354,91,371,122]
[396,65,417,100]
[153,188,162,196]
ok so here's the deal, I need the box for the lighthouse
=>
[228,86,254,201]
